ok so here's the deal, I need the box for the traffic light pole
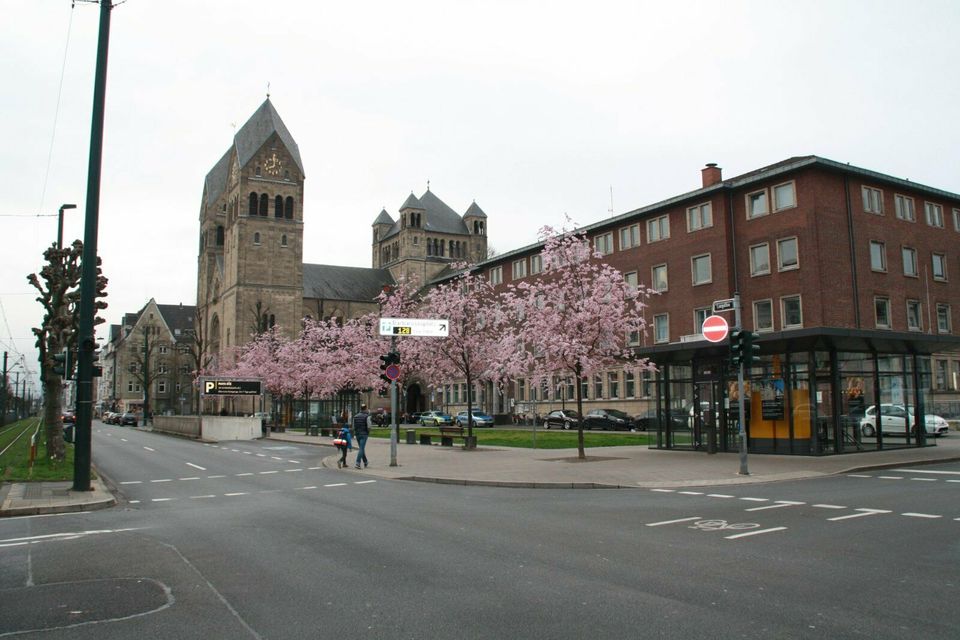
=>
[734,292,749,476]
[389,335,398,467]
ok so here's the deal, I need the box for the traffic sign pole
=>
[389,335,398,467]
[734,292,749,475]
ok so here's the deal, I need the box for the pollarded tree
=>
[506,224,654,459]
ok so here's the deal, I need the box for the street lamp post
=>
[57,204,76,249]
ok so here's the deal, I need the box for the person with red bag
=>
[333,422,352,469]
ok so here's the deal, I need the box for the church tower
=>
[197,98,305,367]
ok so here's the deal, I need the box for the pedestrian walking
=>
[333,423,352,469]
[353,404,372,469]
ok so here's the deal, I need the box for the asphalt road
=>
[1,422,957,639]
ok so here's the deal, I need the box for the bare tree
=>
[127,323,162,424]
[186,308,214,413]
[249,300,272,336]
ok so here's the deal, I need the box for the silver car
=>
[456,411,494,428]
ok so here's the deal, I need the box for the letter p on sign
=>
[204,381,216,394]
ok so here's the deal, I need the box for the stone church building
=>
[196,98,488,376]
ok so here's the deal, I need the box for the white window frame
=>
[895,194,915,221]
[624,271,638,293]
[158,380,167,394]
[653,313,670,344]
[874,296,891,329]
[937,304,952,333]
[647,215,670,243]
[753,299,774,332]
[686,202,713,232]
[869,240,886,272]
[512,258,527,280]
[594,232,614,256]
[746,189,769,219]
[749,243,770,276]
[694,307,711,334]
[932,253,947,281]
[619,224,640,250]
[901,246,918,277]
[489,266,503,285]
[772,180,797,212]
[925,202,944,228]
[862,186,883,214]
[651,263,668,292]
[953,208,960,232]
[625,371,636,398]
[906,299,922,331]
[691,253,712,286]
[781,295,803,329]
[777,236,799,271]
[530,254,542,275]
[607,371,620,399]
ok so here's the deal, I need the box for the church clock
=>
[265,152,282,176]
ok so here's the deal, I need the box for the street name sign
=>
[701,315,729,343]
[712,298,736,313]
[378,317,449,337]
[201,379,262,396]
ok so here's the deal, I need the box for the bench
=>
[418,425,465,446]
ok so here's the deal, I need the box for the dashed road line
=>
[259,471,278,475]
[128,500,140,504]
[646,517,701,527]
[877,476,904,480]
[812,504,847,510]
[650,489,675,493]
[284,469,302,473]
[892,469,960,475]
[707,494,734,499]
[902,512,942,519]
[207,475,226,479]
[848,474,872,478]
[288,460,301,464]
[910,478,937,482]
[150,479,172,483]
[143,446,155,452]
[224,492,248,497]
[151,498,173,502]
[324,483,347,488]
[236,473,253,477]
[191,495,216,499]
[828,509,891,521]
[725,526,788,540]
[179,477,199,481]
[745,501,804,512]
[739,497,768,502]
[186,462,206,471]
[120,481,142,485]
[354,480,376,485]
[297,486,318,490]
[678,491,704,495]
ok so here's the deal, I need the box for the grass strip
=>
[368,427,651,449]
[0,419,75,483]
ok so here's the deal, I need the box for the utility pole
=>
[1,352,7,427]
[74,0,113,492]
[734,292,749,476]
[389,335,399,467]
[57,204,77,249]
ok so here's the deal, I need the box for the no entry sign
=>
[701,315,729,343]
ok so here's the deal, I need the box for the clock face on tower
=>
[265,152,282,176]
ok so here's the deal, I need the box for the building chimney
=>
[701,163,722,188]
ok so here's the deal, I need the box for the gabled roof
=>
[203,149,232,208]
[373,208,394,226]
[303,264,395,303]
[382,189,471,240]
[157,304,196,336]
[234,98,304,175]
[464,201,487,219]
[400,192,424,210]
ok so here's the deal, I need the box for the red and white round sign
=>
[701,315,729,343]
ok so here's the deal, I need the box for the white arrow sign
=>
[378,317,449,337]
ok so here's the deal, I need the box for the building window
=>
[895,194,915,221]
[625,371,636,398]
[754,299,773,332]
[902,247,918,277]
[255,165,261,177]
[906,300,922,331]
[489,266,503,285]
[592,374,603,399]
[875,297,891,329]
[248,192,258,216]
[862,186,883,214]
[530,254,542,275]
[954,208,960,232]
[281,234,288,247]
[691,254,712,286]
[216,226,224,246]
[285,196,294,219]
[653,313,669,343]
[253,232,261,245]
[869,241,886,272]
[772,181,796,211]
[594,232,614,255]
[512,259,527,280]
[781,295,802,329]
[624,271,638,293]
[687,202,712,231]
[608,372,620,399]
[932,253,947,281]
[566,377,575,401]
[777,237,799,271]
[694,307,710,334]
[746,189,768,219]
[275,195,283,218]
[619,224,640,250]
[749,243,770,276]
[580,377,589,400]
[925,202,944,228]
[652,264,668,292]
[937,304,952,333]
[259,193,269,217]
[647,215,670,243]
[158,380,167,394]
[935,360,949,390]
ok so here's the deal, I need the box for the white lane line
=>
[150,479,173,483]
[725,527,788,540]
[324,483,347,488]
[745,501,805,512]
[224,492,248,497]
[235,473,253,477]
[878,476,904,480]
[271,456,283,461]
[650,489,675,493]
[231,449,240,452]
[186,462,206,471]
[288,460,301,464]
[739,497,768,502]
[128,500,140,504]
[678,491,703,495]
[892,468,960,476]
[308,466,322,470]
[143,446,155,452]
[191,495,216,499]
[828,509,891,521]
[948,480,960,484]
[151,498,173,502]
[120,438,128,442]
[256,454,266,457]
[259,471,278,475]
[848,474,873,478]
[646,517,701,527]
[119,481,142,485]
[296,486,318,490]
[207,475,226,479]
[354,480,376,485]
[910,478,937,482]
[242,451,252,455]
[707,494,734,499]
[179,477,200,481]
[284,469,302,473]
[902,512,943,519]
[812,504,847,510]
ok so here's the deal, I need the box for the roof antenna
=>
[427,179,431,192]
[608,185,614,217]
[266,81,270,99]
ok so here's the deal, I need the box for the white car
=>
[859,404,949,437]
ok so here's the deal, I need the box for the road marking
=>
[725,527,788,540]
[179,477,199,481]
[207,475,226,479]
[186,462,206,471]
[877,476,904,480]
[231,449,240,452]
[308,466,322,470]
[297,486,318,490]
[812,504,847,509]
[354,480,376,485]
[892,468,960,475]
[646,517,701,527]
[284,469,302,473]
[678,491,703,495]
[910,478,937,482]
[236,473,253,477]
[143,446,155,452]
[150,479,172,483]
[191,495,216,499]
[256,454,266,457]
[828,509,891,521]
[151,498,173,502]
[243,451,252,455]
[745,501,804,512]
[0,528,142,545]
[650,489,675,493]
[128,500,140,504]
[120,481,142,485]
[288,460,301,464]
[707,494,734,499]
[224,492,248,497]
[259,471,278,475]
[120,438,128,442]
[902,512,942,519]
[324,483,347,487]
[739,497,768,502]
[948,480,960,484]
[848,474,872,478]
[271,457,283,461]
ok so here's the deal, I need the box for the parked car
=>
[860,404,950,437]
[634,408,688,431]
[408,412,425,425]
[455,411,494,428]
[62,410,76,424]
[120,412,138,426]
[371,409,392,426]
[583,408,634,431]
[543,409,581,430]
[419,411,453,426]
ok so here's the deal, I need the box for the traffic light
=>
[379,351,400,384]
[52,349,75,379]
[729,330,760,367]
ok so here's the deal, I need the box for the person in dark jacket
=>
[353,404,372,469]
[335,424,352,469]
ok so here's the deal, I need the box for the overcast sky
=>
[3,0,959,391]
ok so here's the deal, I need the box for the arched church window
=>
[249,192,258,216]
[284,170,290,181]
[281,234,288,247]
[216,226,224,246]
[200,232,205,251]
[426,238,433,256]
[440,239,445,257]
[259,194,269,216]
[253,232,261,245]
[275,195,283,218]
[268,314,276,329]
[255,166,261,177]
[285,197,294,219]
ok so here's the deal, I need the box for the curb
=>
[0,476,117,518]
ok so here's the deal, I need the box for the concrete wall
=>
[152,415,261,441]
[153,415,201,438]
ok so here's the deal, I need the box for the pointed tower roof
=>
[373,208,394,226]
[400,192,424,211]
[234,98,304,174]
[464,200,487,219]
[203,148,233,208]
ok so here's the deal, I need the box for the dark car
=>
[544,409,581,430]
[583,408,634,431]
[409,412,424,425]
[634,408,688,431]
[120,412,138,426]
[62,410,76,424]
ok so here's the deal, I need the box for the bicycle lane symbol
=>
[688,520,760,532]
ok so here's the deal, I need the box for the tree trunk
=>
[464,368,476,449]
[575,366,585,459]
[42,370,65,461]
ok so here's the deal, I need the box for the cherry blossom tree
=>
[506,223,654,459]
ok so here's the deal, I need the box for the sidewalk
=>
[2,431,958,517]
